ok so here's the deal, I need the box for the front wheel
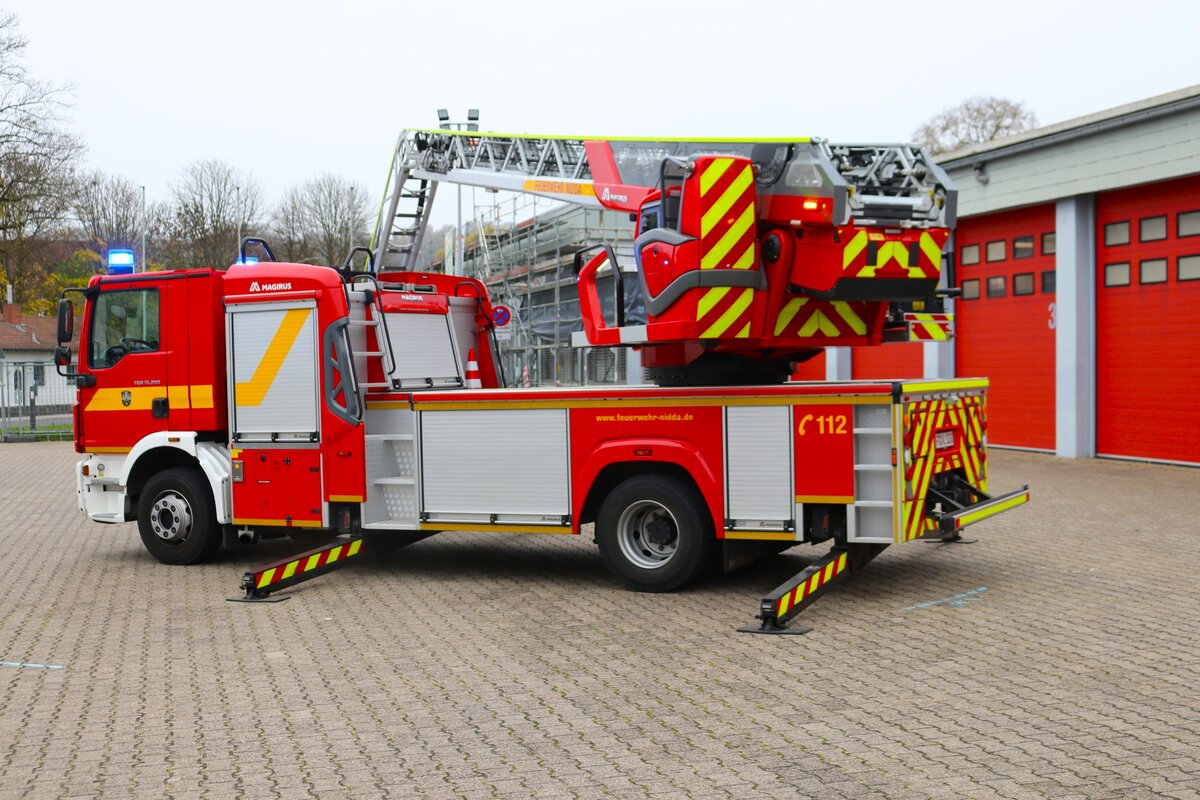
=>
[137,468,221,565]
[595,474,715,592]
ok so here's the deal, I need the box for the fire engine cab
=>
[58,133,1030,633]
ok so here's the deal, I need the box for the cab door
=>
[78,279,170,452]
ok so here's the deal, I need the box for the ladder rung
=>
[348,319,379,327]
[360,351,386,357]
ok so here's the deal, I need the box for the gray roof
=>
[938,84,1200,167]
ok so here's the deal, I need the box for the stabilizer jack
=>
[739,543,888,635]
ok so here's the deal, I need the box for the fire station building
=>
[809,85,1200,467]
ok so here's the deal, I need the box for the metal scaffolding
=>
[444,193,641,388]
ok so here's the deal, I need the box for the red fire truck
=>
[57,133,1028,633]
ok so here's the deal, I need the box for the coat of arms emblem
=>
[121,391,132,407]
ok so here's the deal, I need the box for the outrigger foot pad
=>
[738,543,887,635]
[920,534,978,544]
[736,622,813,636]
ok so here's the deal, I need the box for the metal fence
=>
[0,360,75,441]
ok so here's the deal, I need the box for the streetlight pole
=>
[439,108,479,278]
[140,185,147,273]
[235,184,242,261]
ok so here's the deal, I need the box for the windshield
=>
[88,289,160,368]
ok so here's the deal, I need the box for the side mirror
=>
[57,298,74,343]
[54,346,71,367]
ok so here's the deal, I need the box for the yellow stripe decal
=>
[842,230,868,268]
[773,298,806,336]
[731,243,755,271]
[700,288,754,338]
[919,232,943,268]
[281,560,299,580]
[235,308,311,407]
[190,385,215,409]
[902,379,989,393]
[832,302,867,335]
[697,286,730,319]
[723,530,796,541]
[328,495,364,503]
[957,493,1029,527]
[419,522,574,534]
[88,446,132,454]
[408,396,892,412]
[700,165,754,236]
[347,539,362,556]
[256,568,277,589]
[699,158,734,195]
[701,203,756,270]
[84,385,215,412]
[795,494,855,504]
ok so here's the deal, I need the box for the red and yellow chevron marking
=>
[695,157,758,339]
[254,538,362,590]
[900,396,988,542]
[775,551,849,617]
[906,313,954,341]
[772,297,868,338]
[842,230,945,280]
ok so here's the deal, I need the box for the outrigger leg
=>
[228,536,367,602]
[738,543,888,635]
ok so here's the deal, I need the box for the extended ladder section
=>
[373,134,440,270]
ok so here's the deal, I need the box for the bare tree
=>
[303,173,370,266]
[75,170,142,250]
[169,159,262,268]
[912,96,1038,156]
[270,185,313,263]
[0,12,83,300]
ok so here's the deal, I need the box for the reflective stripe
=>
[85,384,216,412]
[700,165,753,235]
[701,204,755,270]
[700,288,754,338]
[699,158,735,195]
[235,308,311,406]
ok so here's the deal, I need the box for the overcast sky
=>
[7,0,1199,230]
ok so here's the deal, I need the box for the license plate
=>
[935,429,955,450]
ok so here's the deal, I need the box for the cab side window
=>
[88,289,161,368]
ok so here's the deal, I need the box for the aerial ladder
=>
[371,129,959,385]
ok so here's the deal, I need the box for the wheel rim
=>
[150,491,193,544]
[616,500,679,570]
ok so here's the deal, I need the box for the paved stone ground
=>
[1,442,1198,799]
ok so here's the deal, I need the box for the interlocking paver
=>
[1,442,1199,798]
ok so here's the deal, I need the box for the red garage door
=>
[955,204,1056,450]
[791,349,826,381]
[851,342,923,379]
[1096,174,1200,465]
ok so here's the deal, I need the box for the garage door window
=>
[960,244,980,265]
[1104,262,1131,287]
[961,278,980,300]
[1139,216,1167,242]
[1042,232,1056,255]
[1180,255,1200,282]
[986,241,1006,262]
[986,276,1007,298]
[1013,236,1034,259]
[1041,270,1056,294]
[1104,221,1130,246]
[1179,211,1200,238]
[1013,273,1035,295]
[1139,259,1167,285]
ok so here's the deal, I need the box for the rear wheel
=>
[596,474,715,592]
[137,468,221,565]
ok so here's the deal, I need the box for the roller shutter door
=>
[954,204,1056,450]
[851,342,922,380]
[1095,174,1200,465]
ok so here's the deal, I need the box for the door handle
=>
[152,397,169,418]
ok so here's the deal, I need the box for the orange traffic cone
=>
[465,349,482,389]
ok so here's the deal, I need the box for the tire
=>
[137,468,221,565]
[595,474,715,592]
[649,354,791,387]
